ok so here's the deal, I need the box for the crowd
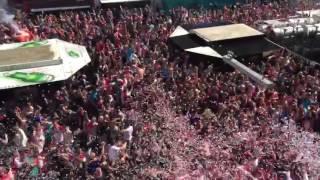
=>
[0,1,320,179]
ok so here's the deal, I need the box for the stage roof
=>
[170,24,278,57]
[0,39,91,90]
[190,24,264,42]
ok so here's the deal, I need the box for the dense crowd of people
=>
[0,1,320,179]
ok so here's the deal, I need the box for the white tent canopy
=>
[190,24,264,42]
[0,39,91,90]
[185,46,222,58]
[169,26,189,38]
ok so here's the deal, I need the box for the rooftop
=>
[190,24,264,42]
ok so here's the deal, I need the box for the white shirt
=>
[108,145,121,161]
[14,128,28,148]
[14,156,23,168]
[54,130,64,144]
[123,126,133,141]
[34,131,45,153]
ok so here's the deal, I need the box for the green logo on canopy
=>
[20,40,48,48]
[67,50,80,58]
[4,72,55,83]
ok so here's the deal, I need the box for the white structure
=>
[185,47,222,59]
[296,9,320,17]
[169,24,274,89]
[256,9,320,37]
[190,24,264,42]
[0,39,91,90]
[169,26,190,38]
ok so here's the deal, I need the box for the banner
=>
[28,0,92,12]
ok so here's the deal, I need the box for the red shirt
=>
[1,169,14,180]
[96,41,105,52]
